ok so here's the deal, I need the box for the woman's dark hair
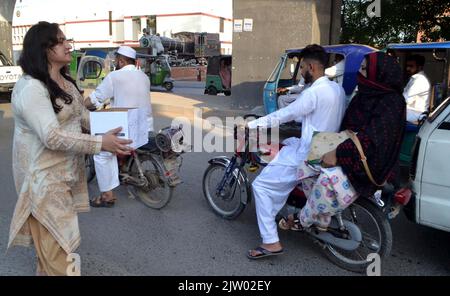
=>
[19,21,79,113]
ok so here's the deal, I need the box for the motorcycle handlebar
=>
[233,125,260,153]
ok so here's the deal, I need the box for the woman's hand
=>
[321,149,337,168]
[101,127,133,155]
[83,97,95,109]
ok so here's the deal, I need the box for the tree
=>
[341,0,450,48]
[418,0,450,42]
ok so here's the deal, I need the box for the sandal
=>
[247,246,284,260]
[278,213,303,231]
[314,225,328,232]
[89,195,116,208]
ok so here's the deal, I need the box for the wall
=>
[171,66,206,81]
[231,0,342,109]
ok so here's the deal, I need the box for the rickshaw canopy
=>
[387,41,450,50]
[285,44,377,96]
[206,55,232,76]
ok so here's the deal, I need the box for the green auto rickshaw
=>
[137,53,174,91]
[204,55,231,96]
[70,49,112,90]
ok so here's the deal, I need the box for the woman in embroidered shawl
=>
[8,21,132,275]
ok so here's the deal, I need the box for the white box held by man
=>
[89,108,148,149]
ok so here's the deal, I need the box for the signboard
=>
[243,18,253,32]
[233,19,243,32]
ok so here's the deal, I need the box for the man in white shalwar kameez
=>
[246,45,346,259]
[86,46,154,206]
[403,54,430,123]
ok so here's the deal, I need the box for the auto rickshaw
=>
[263,44,376,114]
[74,48,174,92]
[384,42,450,166]
[137,53,174,91]
[260,44,376,136]
[204,55,232,96]
[378,42,450,233]
[71,49,113,90]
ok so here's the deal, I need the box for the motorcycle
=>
[86,125,185,209]
[202,117,392,273]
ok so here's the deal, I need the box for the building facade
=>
[12,0,232,63]
[231,0,342,108]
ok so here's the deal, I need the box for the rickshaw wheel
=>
[164,82,174,91]
[208,86,218,96]
[224,90,231,96]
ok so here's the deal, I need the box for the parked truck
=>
[0,51,22,97]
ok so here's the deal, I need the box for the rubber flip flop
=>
[247,246,284,260]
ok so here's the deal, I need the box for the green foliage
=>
[341,0,450,47]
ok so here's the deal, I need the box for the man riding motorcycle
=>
[245,44,346,259]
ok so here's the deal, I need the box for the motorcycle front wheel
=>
[321,197,392,273]
[202,162,248,220]
[131,156,174,209]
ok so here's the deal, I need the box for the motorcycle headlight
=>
[155,127,184,153]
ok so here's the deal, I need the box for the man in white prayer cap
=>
[85,46,154,207]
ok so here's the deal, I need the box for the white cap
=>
[116,46,136,59]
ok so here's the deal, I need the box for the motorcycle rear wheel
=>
[321,197,392,273]
[131,157,174,209]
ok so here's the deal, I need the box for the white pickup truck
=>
[0,51,22,95]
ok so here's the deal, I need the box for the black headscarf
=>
[336,51,406,197]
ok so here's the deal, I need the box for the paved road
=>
[0,82,449,275]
